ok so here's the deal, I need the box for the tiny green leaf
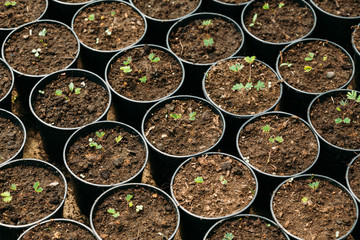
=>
[194,176,203,183]
[245,56,256,64]
[262,125,271,133]
[38,28,47,37]
[275,136,284,143]
[88,14,95,21]
[148,53,160,62]
[170,113,182,120]
[219,176,228,185]
[33,181,43,192]
[203,38,214,47]
[136,205,143,212]
[269,137,275,143]
[305,52,314,61]
[120,66,132,73]
[1,191,12,202]
[202,20,213,26]
[223,232,234,240]
[55,90,62,96]
[343,117,351,124]
[278,2,285,8]
[323,56,328,61]
[280,62,292,68]
[115,135,122,143]
[189,112,196,121]
[75,88,81,94]
[89,141,102,149]
[125,194,133,202]
[107,208,120,218]
[139,76,147,83]
[4,1,16,6]
[111,10,116,16]
[244,82,253,90]
[335,118,343,124]
[340,100,348,106]
[229,63,244,72]
[123,57,132,65]
[302,197,308,203]
[254,80,265,91]
[69,82,74,92]
[232,83,244,91]
[309,181,320,189]
[38,90,45,95]
[10,184,16,190]
[249,14,257,27]
[263,3,269,9]
[304,65,313,72]
[347,91,358,101]
[96,131,105,138]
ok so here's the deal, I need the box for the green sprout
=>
[245,56,256,64]
[148,53,160,63]
[120,66,132,73]
[304,65,313,72]
[219,176,228,185]
[278,2,285,8]
[136,205,143,212]
[263,2,269,10]
[308,181,320,190]
[123,57,132,65]
[111,10,116,16]
[125,194,133,207]
[89,141,102,149]
[55,89,62,96]
[107,208,120,218]
[347,91,360,102]
[262,124,271,133]
[254,80,265,91]
[305,52,314,61]
[1,191,12,202]
[38,90,45,95]
[170,113,182,120]
[32,48,41,58]
[88,14,95,21]
[115,135,122,143]
[249,186,255,194]
[249,14,257,27]
[96,131,105,138]
[69,82,81,94]
[202,20,213,26]
[335,117,351,124]
[301,197,308,203]
[323,56,328,61]
[229,63,244,72]
[223,232,234,240]
[4,1,16,6]
[232,83,244,91]
[189,112,196,121]
[33,181,43,193]
[269,136,283,143]
[10,184,16,190]
[139,76,147,83]
[244,82,253,90]
[280,62,292,68]
[340,100,348,106]
[203,38,214,47]
[38,28,47,37]
[194,176,203,183]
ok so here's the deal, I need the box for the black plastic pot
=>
[105,44,185,131]
[270,174,359,240]
[129,0,202,47]
[71,0,147,78]
[1,19,80,101]
[29,68,112,163]
[351,24,360,90]
[17,218,97,239]
[203,214,290,240]
[307,89,360,185]
[90,183,180,240]
[0,109,26,167]
[0,159,67,240]
[309,0,360,54]
[141,95,226,190]
[202,0,250,24]
[277,38,355,119]
[166,12,245,98]
[240,0,316,69]
[0,58,15,110]
[236,111,320,215]
[63,120,148,215]
[346,154,360,238]
[202,56,283,155]
[170,152,258,240]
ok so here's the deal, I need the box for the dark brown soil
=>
[107,45,183,101]
[0,117,24,164]
[309,90,360,149]
[0,62,12,101]
[0,163,65,225]
[92,186,178,240]
[21,220,97,239]
[0,0,46,29]
[32,73,109,128]
[205,215,288,240]
[244,0,314,43]
[205,58,281,116]
[239,114,318,176]
[73,1,145,51]
[172,154,256,218]
[132,0,200,20]
[312,0,360,17]
[144,99,224,156]
[279,40,352,93]
[352,25,360,53]
[348,156,360,201]
[4,21,78,76]
[168,17,242,64]
[272,176,357,239]
[66,125,147,185]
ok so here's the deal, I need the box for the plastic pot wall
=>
[351,24,360,90]
[0,58,15,110]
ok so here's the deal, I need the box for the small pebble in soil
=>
[326,71,335,79]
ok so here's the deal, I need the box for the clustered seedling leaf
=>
[223,232,234,240]
[194,176,203,183]
[1,191,12,202]
[304,65,313,72]
[120,66,132,73]
[254,80,265,91]
[249,14,257,27]
[269,136,283,143]
[335,117,351,124]
[68,82,81,94]
[263,2,269,10]
[189,112,196,121]
[55,89,62,96]
[32,48,41,58]
[229,63,244,72]
[323,56,328,61]
[111,10,116,16]
[340,100,348,106]
[89,141,102,149]
[219,176,228,185]
[308,181,320,190]
[148,53,160,63]
[4,1,16,6]
[347,91,360,102]
[33,181,43,193]
[38,28,47,37]
[232,83,244,91]
[278,2,285,8]
[38,90,45,95]
[170,113,182,120]
[115,135,122,143]
[136,205,143,212]
[139,76,147,83]
[10,184,16,190]
[262,124,271,133]
[125,194,133,207]
[203,38,214,47]
[123,57,132,65]
[96,131,105,138]
[202,20,213,26]
[107,208,120,218]
[245,56,256,64]
[301,197,308,203]
[280,62,293,68]
[305,52,314,61]
[88,14,95,21]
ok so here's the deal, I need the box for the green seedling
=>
[194,176,203,183]
[38,90,45,95]
[69,82,81,94]
[278,2,285,8]
[189,112,196,121]
[1,191,12,202]
[267,224,271,227]
[305,52,314,61]
[280,62,293,68]
[202,20,213,26]
[32,48,41,58]
[203,38,214,47]
[10,184,16,190]
[170,113,181,120]
[107,208,120,218]
[347,91,360,102]
[88,14,95,21]
[136,205,143,212]
[139,76,147,83]
[249,186,255,194]
[263,2,269,10]
[304,66,313,72]
[111,10,116,16]
[33,181,43,193]
[269,136,283,143]
[148,53,160,63]
[120,66,132,73]
[223,232,234,240]
[115,135,122,143]
[249,14,257,27]
[301,197,308,203]
[55,89,62,96]
[308,181,319,190]
[96,131,105,138]
[323,56,328,61]
[123,57,132,65]
[340,100,348,106]
[232,83,244,91]
[244,82,253,90]
[229,63,244,72]
[335,117,351,124]
[38,28,47,37]
[219,176,228,185]
[254,80,265,91]
[125,194,133,207]
[4,1,16,6]
[89,141,102,149]
[262,124,271,133]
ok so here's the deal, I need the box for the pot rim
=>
[236,111,321,178]
[0,57,15,104]
[170,152,258,221]
[346,154,360,203]
[211,0,251,7]
[51,0,95,7]
[351,23,360,58]
[270,173,359,240]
